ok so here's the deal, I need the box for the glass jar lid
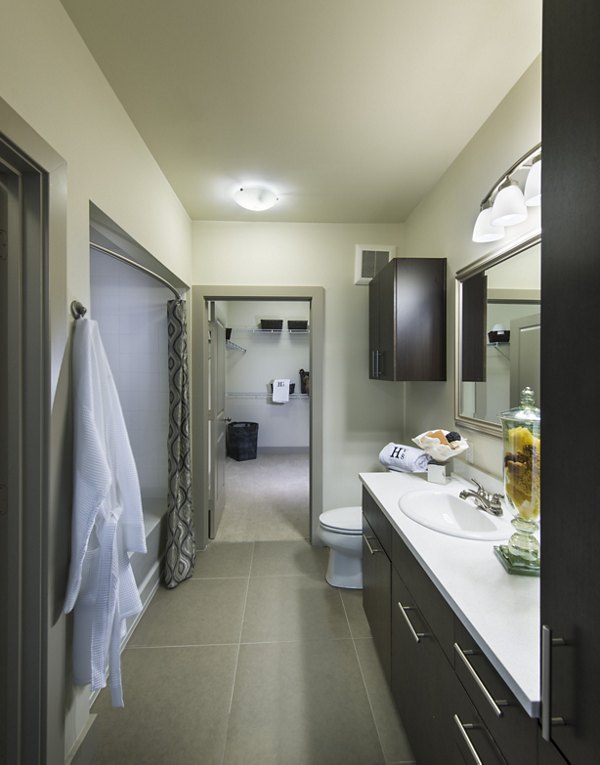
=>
[500,386,540,425]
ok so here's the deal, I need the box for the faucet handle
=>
[469,478,485,494]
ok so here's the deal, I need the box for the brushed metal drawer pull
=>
[453,715,483,765]
[454,643,507,718]
[362,534,382,555]
[541,625,566,741]
[397,600,430,643]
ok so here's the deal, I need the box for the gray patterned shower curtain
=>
[164,299,196,588]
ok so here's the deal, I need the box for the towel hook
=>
[71,301,87,320]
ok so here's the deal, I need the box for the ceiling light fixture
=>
[472,143,541,243]
[232,185,279,212]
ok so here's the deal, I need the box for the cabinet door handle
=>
[371,351,376,377]
[453,715,483,765]
[541,625,566,741]
[454,643,507,718]
[377,351,384,377]
[396,600,430,643]
[362,534,382,555]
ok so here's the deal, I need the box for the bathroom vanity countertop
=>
[359,470,540,718]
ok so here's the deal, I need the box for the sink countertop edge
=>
[359,470,541,718]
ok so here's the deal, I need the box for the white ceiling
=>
[59,0,542,223]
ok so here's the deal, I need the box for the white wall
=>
[402,57,542,479]
[225,300,310,449]
[193,222,406,510]
[0,0,192,313]
[0,1,192,759]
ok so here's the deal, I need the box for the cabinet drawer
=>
[391,568,449,764]
[454,621,537,765]
[392,532,454,662]
[452,681,508,765]
[362,515,391,681]
[362,487,392,557]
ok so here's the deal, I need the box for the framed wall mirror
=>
[455,232,541,436]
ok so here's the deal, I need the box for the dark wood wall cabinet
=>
[362,486,541,765]
[540,2,600,764]
[369,257,447,381]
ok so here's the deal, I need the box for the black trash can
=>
[226,421,259,461]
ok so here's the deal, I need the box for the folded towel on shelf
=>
[379,443,432,473]
[272,378,290,404]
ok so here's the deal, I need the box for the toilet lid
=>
[319,506,362,534]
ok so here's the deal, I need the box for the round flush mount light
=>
[232,185,279,212]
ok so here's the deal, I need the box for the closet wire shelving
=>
[225,326,310,353]
[225,325,310,398]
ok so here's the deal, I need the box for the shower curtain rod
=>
[90,241,183,299]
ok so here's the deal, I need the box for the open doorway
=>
[191,286,324,550]
[213,299,311,542]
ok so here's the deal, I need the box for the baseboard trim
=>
[257,446,309,454]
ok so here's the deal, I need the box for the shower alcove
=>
[89,211,188,632]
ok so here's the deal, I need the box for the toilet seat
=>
[319,506,362,535]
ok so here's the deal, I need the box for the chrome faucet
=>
[459,479,504,516]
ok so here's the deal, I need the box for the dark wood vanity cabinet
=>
[362,490,540,765]
[368,257,447,381]
[362,488,392,682]
[391,566,458,764]
[453,621,538,765]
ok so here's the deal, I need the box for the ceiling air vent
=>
[354,245,396,285]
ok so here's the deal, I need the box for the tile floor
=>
[88,455,415,764]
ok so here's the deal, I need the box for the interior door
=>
[509,313,540,407]
[208,303,227,538]
[0,161,9,765]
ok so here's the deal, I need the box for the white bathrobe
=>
[64,318,146,707]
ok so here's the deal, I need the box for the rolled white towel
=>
[379,443,431,473]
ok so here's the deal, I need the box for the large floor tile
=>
[90,644,238,764]
[130,578,248,647]
[241,576,351,643]
[193,541,254,579]
[354,639,415,765]
[251,539,328,578]
[224,639,386,765]
[340,588,372,638]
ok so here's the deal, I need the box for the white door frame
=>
[191,285,324,550]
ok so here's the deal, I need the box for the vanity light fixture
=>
[524,158,541,207]
[472,202,505,243]
[232,185,279,212]
[472,144,541,243]
[490,179,528,228]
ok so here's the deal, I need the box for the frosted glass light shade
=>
[491,183,528,227]
[524,160,541,207]
[233,185,279,211]
[472,207,505,243]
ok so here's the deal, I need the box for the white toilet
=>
[318,506,363,589]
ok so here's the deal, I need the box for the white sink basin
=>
[398,490,511,541]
